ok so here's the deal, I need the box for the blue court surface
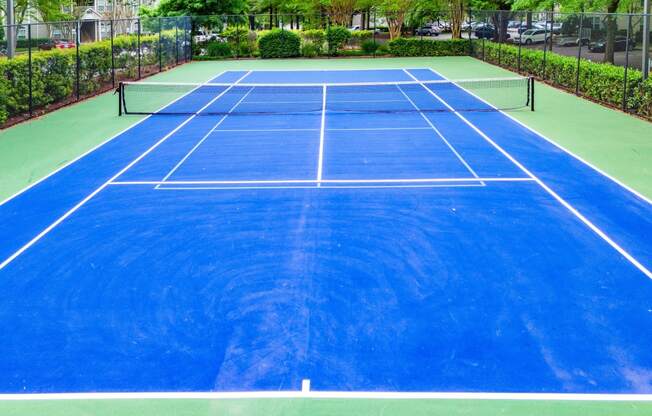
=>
[1,68,651,396]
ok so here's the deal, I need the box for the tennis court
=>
[0,67,651,399]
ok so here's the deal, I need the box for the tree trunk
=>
[604,0,619,64]
[450,0,463,39]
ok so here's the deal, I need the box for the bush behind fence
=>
[1,17,191,126]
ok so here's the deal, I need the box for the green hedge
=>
[326,26,351,55]
[480,41,652,119]
[388,38,470,57]
[258,29,301,58]
[1,32,176,126]
[301,29,326,55]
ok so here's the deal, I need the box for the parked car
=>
[556,35,590,47]
[462,21,479,32]
[348,25,361,31]
[475,25,511,40]
[515,29,550,44]
[415,24,441,36]
[588,36,635,52]
[38,39,75,50]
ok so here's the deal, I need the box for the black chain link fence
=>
[0,16,191,127]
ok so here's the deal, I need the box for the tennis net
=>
[118,77,534,116]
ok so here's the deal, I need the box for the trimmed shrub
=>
[301,43,319,58]
[0,73,8,124]
[349,30,372,46]
[0,32,172,126]
[326,26,351,55]
[479,41,652,118]
[301,29,326,55]
[222,26,256,57]
[207,41,232,58]
[376,43,390,55]
[258,29,301,58]
[388,38,469,57]
[361,39,379,55]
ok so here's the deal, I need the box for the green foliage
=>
[0,68,9,124]
[0,33,172,125]
[222,26,256,57]
[154,0,248,17]
[377,43,390,54]
[480,41,652,118]
[15,38,51,49]
[326,26,351,55]
[361,39,380,54]
[207,41,233,58]
[301,29,326,55]
[301,43,319,58]
[258,29,301,58]
[388,38,470,56]
[350,30,373,41]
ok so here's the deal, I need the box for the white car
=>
[516,29,551,44]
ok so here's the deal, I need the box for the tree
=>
[326,0,357,26]
[380,0,417,38]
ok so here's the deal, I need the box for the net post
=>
[117,82,123,116]
[530,77,535,111]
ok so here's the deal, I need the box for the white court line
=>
[211,128,320,133]
[0,72,249,272]
[209,127,432,133]
[0,70,227,208]
[244,101,321,104]
[110,177,533,186]
[301,380,311,393]
[328,127,432,131]
[426,68,652,207]
[396,77,483,184]
[155,184,485,191]
[0,391,651,401]
[156,72,253,187]
[405,69,652,280]
[317,84,327,186]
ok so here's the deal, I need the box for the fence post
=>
[517,13,523,72]
[372,9,377,57]
[575,13,584,95]
[497,12,502,66]
[542,12,549,79]
[549,10,555,52]
[236,16,242,59]
[643,0,650,78]
[158,18,163,72]
[467,10,472,55]
[189,17,194,62]
[110,19,115,88]
[622,14,632,111]
[175,18,179,65]
[482,13,486,61]
[76,20,81,100]
[137,18,141,79]
[28,24,33,117]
